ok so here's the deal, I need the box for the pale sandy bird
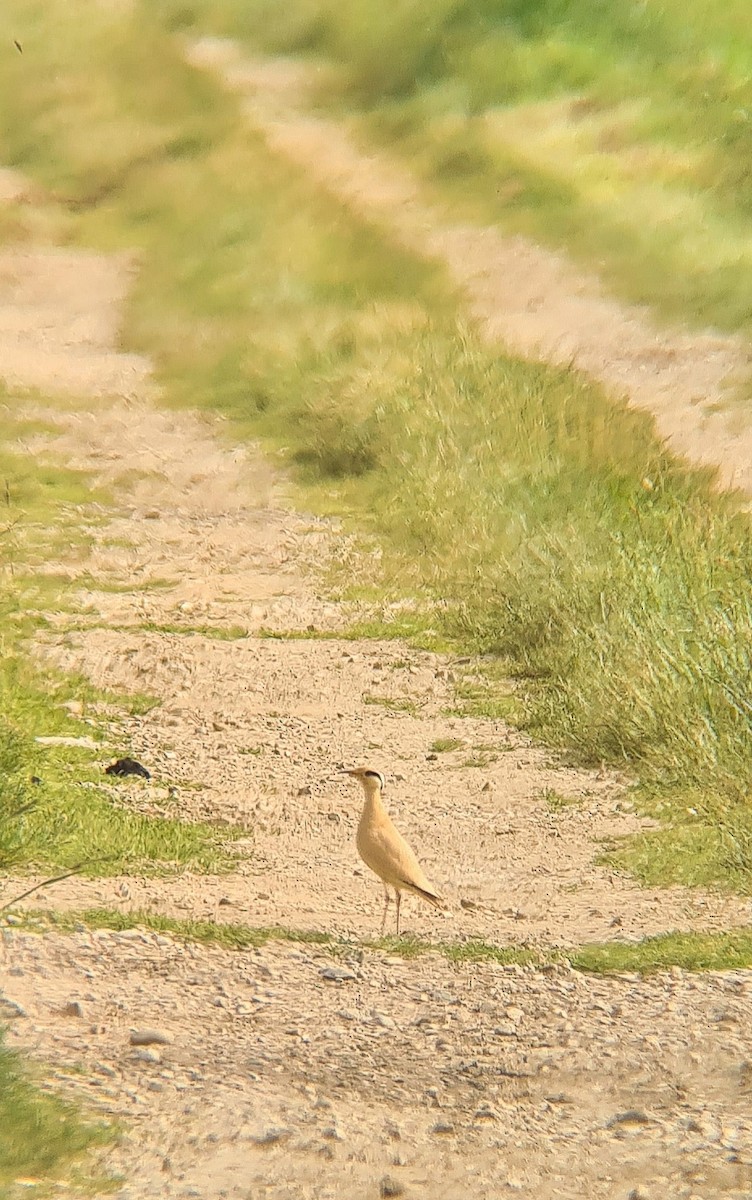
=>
[342,766,446,935]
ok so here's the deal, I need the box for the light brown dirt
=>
[185,37,752,498]
[2,61,752,1198]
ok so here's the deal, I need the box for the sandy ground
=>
[2,46,752,1198]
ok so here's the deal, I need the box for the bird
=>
[342,766,446,936]
[105,757,151,780]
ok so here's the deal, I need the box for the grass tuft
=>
[0,1029,116,1193]
[18,908,752,975]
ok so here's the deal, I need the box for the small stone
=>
[257,893,271,901]
[147,1080,164,1092]
[0,997,26,1018]
[380,1176,405,1198]
[628,1189,650,1200]
[132,1048,161,1064]
[251,1128,290,1146]
[218,897,231,906]
[321,1126,341,1140]
[373,1012,395,1029]
[320,967,356,983]
[431,1121,455,1134]
[607,1110,651,1129]
[481,782,492,793]
[63,1000,84,1018]
[506,1006,525,1023]
[129,1029,171,1046]
[92,1061,117,1078]
[426,753,438,761]
[460,897,478,910]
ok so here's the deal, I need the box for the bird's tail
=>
[404,880,449,912]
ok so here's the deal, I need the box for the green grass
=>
[2,0,752,894]
[165,0,752,335]
[0,649,245,876]
[0,406,245,878]
[0,1030,115,1196]
[19,908,752,974]
[539,787,580,812]
[362,693,418,714]
[0,614,242,879]
[429,737,464,753]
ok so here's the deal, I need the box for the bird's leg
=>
[380,885,391,936]
[395,890,402,937]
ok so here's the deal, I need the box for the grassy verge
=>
[161,0,752,336]
[0,1029,115,1197]
[0,640,244,876]
[0,399,244,877]
[1,0,752,893]
[17,908,752,975]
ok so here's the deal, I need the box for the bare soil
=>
[2,48,752,1198]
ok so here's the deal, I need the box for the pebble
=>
[132,1048,161,1065]
[431,1121,455,1134]
[251,1128,291,1146]
[379,1177,405,1198]
[0,997,26,1018]
[63,1000,84,1018]
[130,1029,172,1046]
[92,1061,117,1078]
[320,967,356,983]
[606,1110,651,1128]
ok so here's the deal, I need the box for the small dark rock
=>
[63,1000,84,1018]
[607,1110,651,1129]
[380,1176,405,1198]
[218,897,232,907]
[30,775,42,785]
[106,757,151,780]
[252,1128,290,1146]
[431,1121,455,1135]
[0,997,26,1019]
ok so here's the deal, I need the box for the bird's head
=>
[341,766,386,793]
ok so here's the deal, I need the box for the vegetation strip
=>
[0,1028,116,1194]
[13,909,752,976]
[167,0,752,335]
[1,2,752,893]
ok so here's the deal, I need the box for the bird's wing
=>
[358,813,437,896]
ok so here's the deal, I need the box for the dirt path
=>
[186,38,752,499]
[2,66,752,1199]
